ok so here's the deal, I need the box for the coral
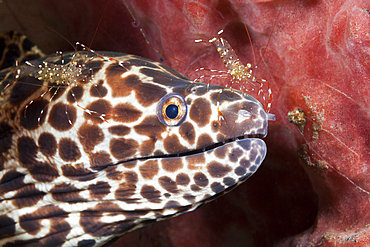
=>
[2,0,370,246]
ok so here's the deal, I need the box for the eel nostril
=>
[266,112,276,121]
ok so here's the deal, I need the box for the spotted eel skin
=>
[0,50,273,246]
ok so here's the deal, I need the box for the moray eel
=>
[0,33,274,246]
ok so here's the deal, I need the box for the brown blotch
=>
[93,201,124,212]
[183,194,195,203]
[139,139,156,157]
[211,182,225,193]
[217,133,226,142]
[211,120,219,132]
[80,210,124,237]
[84,99,112,123]
[0,170,25,197]
[108,125,131,136]
[207,161,232,178]
[105,166,123,181]
[48,102,76,131]
[115,182,137,203]
[17,136,38,165]
[179,122,195,145]
[0,122,13,155]
[124,171,138,185]
[21,99,48,130]
[167,88,189,98]
[66,85,83,103]
[106,67,140,97]
[139,160,159,179]
[176,173,190,186]
[134,115,166,140]
[190,184,201,191]
[89,151,112,170]
[17,137,58,182]
[159,176,179,193]
[123,160,137,169]
[38,132,57,157]
[134,82,167,107]
[31,162,59,182]
[62,163,97,181]
[196,133,213,149]
[234,166,246,176]
[240,158,251,168]
[229,148,244,162]
[19,205,68,237]
[106,65,166,106]
[164,200,180,208]
[194,172,209,187]
[113,103,142,123]
[77,240,96,247]
[238,141,252,151]
[110,138,138,160]
[141,185,161,203]
[9,76,42,104]
[24,162,57,183]
[12,184,45,208]
[154,150,164,156]
[189,98,211,127]
[249,148,258,163]
[223,177,236,186]
[48,83,66,102]
[185,153,206,170]
[161,158,183,173]
[202,193,212,201]
[85,60,104,75]
[0,215,16,238]
[42,216,71,245]
[50,183,86,202]
[196,87,209,96]
[88,181,111,200]
[59,138,81,162]
[214,145,229,159]
[163,135,188,154]
[90,80,108,98]
[79,211,102,237]
[122,209,148,221]
[250,165,258,172]
[154,211,163,218]
[78,124,104,152]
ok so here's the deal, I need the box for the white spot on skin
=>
[235,110,252,123]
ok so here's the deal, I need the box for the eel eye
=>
[157,93,187,126]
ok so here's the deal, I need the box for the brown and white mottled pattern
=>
[0,50,272,246]
[0,31,45,70]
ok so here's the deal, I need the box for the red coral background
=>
[1,0,370,246]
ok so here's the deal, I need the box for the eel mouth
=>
[166,133,265,158]
[118,133,265,165]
